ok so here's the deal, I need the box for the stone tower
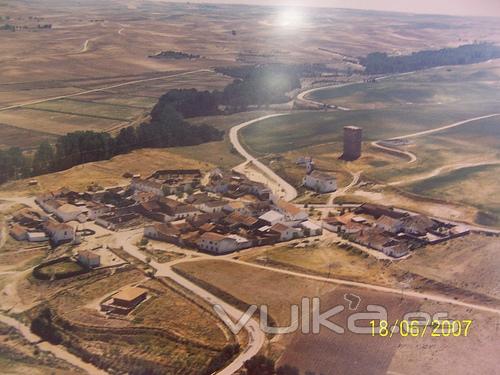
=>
[342,126,362,161]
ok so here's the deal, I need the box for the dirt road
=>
[112,230,265,375]
[0,69,212,113]
[327,171,361,205]
[229,113,298,201]
[0,313,108,374]
[389,160,500,186]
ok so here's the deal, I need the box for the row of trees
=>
[157,64,310,118]
[0,105,222,184]
[360,43,500,74]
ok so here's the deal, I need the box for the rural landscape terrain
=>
[0,0,499,374]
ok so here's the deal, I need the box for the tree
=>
[30,307,63,345]
[244,355,275,375]
[277,365,300,375]
[32,141,54,175]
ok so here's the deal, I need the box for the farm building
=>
[77,250,101,268]
[101,286,148,315]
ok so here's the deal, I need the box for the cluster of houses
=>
[9,206,79,246]
[143,169,322,254]
[323,203,470,258]
[9,169,321,253]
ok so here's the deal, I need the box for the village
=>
[8,160,470,269]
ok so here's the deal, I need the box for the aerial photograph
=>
[0,0,499,374]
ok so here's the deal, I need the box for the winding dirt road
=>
[372,113,500,164]
[0,313,108,374]
[229,113,298,201]
[111,230,265,375]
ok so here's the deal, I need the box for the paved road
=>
[229,113,298,202]
[0,69,212,113]
[0,313,108,374]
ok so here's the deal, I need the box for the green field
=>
[241,103,500,155]
[407,164,500,225]
[27,98,144,121]
[309,63,500,110]
[240,61,500,226]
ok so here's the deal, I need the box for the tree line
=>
[360,43,500,74]
[159,64,325,118]
[0,104,222,183]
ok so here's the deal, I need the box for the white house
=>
[301,220,323,236]
[78,250,101,268]
[259,210,285,226]
[27,232,49,242]
[196,232,247,254]
[274,199,308,222]
[198,200,227,214]
[269,223,299,242]
[303,171,337,193]
[55,204,85,223]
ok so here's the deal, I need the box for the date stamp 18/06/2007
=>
[370,319,473,338]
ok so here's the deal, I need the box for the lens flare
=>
[276,8,304,28]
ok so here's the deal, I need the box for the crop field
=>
[1,0,499,150]
[241,61,500,226]
[173,259,338,326]
[279,287,499,375]
[169,111,270,169]
[407,164,500,225]
[387,301,499,375]
[0,108,123,136]
[0,70,231,148]
[0,123,55,150]
[278,286,421,375]
[241,103,500,156]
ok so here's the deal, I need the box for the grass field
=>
[241,62,500,225]
[396,234,500,300]
[239,241,397,286]
[36,259,85,278]
[308,62,500,110]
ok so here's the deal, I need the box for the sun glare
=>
[276,8,304,28]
